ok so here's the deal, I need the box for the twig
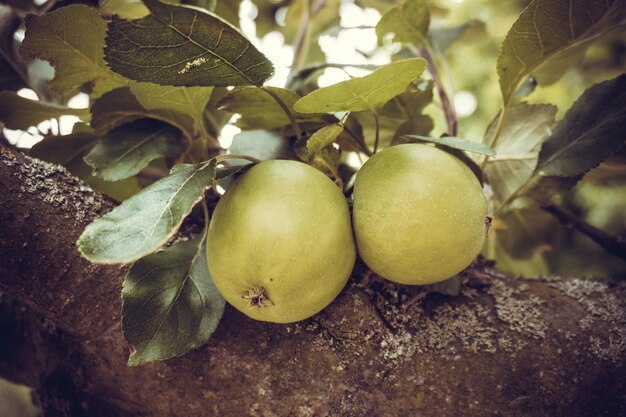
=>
[411,45,458,136]
[542,204,626,262]
[260,86,302,140]
[372,111,381,154]
[286,0,327,86]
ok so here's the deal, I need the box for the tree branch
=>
[542,203,626,262]
[1,147,626,417]
[413,45,458,136]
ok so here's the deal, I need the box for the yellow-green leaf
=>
[0,91,89,130]
[293,58,427,113]
[130,83,214,135]
[375,0,429,46]
[20,5,127,98]
[217,86,325,129]
[91,87,195,138]
[485,103,556,205]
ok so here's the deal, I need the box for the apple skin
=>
[352,144,487,285]
[207,160,356,323]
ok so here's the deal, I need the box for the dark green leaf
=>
[105,0,274,87]
[122,235,225,366]
[20,5,127,98]
[85,119,184,181]
[497,0,626,102]
[183,0,217,12]
[403,135,496,156]
[0,91,89,130]
[293,58,427,113]
[0,56,25,92]
[536,74,626,178]
[30,128,97,166]
[77,161,217,263]
[91,87,195,138]
[375,0,429,46]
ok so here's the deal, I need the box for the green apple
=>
[352,144,487,285]
[207,160,356,323]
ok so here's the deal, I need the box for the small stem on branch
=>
[216,154,262,164]
[372,111,381,154]
[480,104,509,171]
[286,0,327,87]
[411,44,458,137]
[542,204,626,262]
[260,86,303,140]
[201,198,210,230]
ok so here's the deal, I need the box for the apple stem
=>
[243,286,274,308]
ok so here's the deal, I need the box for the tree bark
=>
[1,146,625,417]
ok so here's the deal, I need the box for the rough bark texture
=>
[1,147,625,417]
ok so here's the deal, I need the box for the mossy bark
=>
[1,147,625,417]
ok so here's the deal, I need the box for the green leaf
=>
[293,124,343,180]
[284,0,341,42]
[496,207,562,259]
[29,128,141,201]
[0,91,89,130]
[20,5,127,98]
[381,80,434,146]
[228,130,296,161]
[104,0,274,87]
[497,0,626,102]
[77,161,217,263]
[183,0,217,12]
[91,87,195,138]
[30,129,97,166]
[100,0,150,19]
[293,58,428,113]
[217,86,324,129]
[84,119,184,181]
[403,135,496,156]
[430,20,486,53]
[535,74,626,178]
[484,103,556,205]
[130,83,214,135]
[375,0,429,46]
[306,124,343,158]
[213,0,242,26]
[122,235,225,366]
[0,57,26,92]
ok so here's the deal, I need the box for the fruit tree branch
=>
[542,203,626,262]
[1,146,625,417]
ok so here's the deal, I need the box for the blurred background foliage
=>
[2,0,625,282]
